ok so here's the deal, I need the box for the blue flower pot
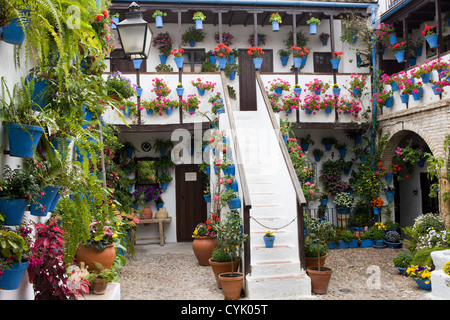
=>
[272,21,279,32]
[0,198,28,226]
[223,164,235,176]
[373,207,381,215]
[50,137,72,160]
[414,278,431,291]
[336,207,350,215]
[333,88,341,96]
[2,17,26,45]
[374,239,385,247]
[300,144,309,152]
[348,239,358,248]
[293,57,302,68]
[414,47,422,56]
[30,185,60,216]
[432,85,442,95]
[155,15,163,28]
[301,55,308,66]
[48,190,62,212]
[314,155,321,161]
[360,239,375,248]
[280,56,289,66]
[352,88,360,96]
[352,36,358,43]
[160,182,169,190]
[339,149,347,158]
[264,236,275,248]
[197,88,205,96]
[217,57,227,69]
[137,87,143,97]
[159,54,168,64]
[338,240,348,249]
[229,70,236,80]
[425,34,438,49]
[209,56,217,65]
[324,144,332,151]
[7,123,44,158]
[228,197,241,209]
[204,194,211,203]
[28,77,49,110]
[394,50,405,63]
[189,40,196,47]
[176,87,184,97]
[328,242,338,249]
[275,86,283,96]
[391,81,399,91]
[412,88,422,101]
[166,106,173,115]
[228,55,235,64]
[147,109,154,115]
[384,240,401,248]
[385,96,393,108]
[195,19,203,30]
[0,261,29,290]
[294,87,302,97]
[409,58,416,66]
[253,58,263,69]
[385,172,393,182]
[111,17,119,29]
[386,191,395,202]
[330,58,340,70]
[389,33,397,45]
[320,198,328,206]
[400,93,409,103]
[309,23,317,35]
[174,56,184,69]
[122,105,131,116]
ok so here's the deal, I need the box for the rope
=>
[250,215,297,231]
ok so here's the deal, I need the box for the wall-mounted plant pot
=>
[30,185,60,216]
[293,57,302,69]
[218,57,227,69]
[309,23,317,35]
[228,55,235,64]
[425,34,438,49]
[111,17,119,29]
[7,123,44,158]
[420,73,431,83]
[0,261,29,290]
[159,54,168,64]
[294,87,302,97]
[264,236,275,248]
[228,197,241,209]
[272,21,279,32]
[400,93,409,104]
[385,96,393,108]
[253,58,263,69]
[389,33,397,45]
[385,172,393,182]
[155,15,163,28]
[176,87,184,97]
[411,88,422,101]
[391,81,399,91]
[2,17,26,45]
[174,57,184,68]
[0,198,28,226]
[330,58,340,70]
[195,19,203,30]
[394,50,405,63]
[189,40,196,47]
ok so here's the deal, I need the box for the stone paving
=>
[118,242,430,300]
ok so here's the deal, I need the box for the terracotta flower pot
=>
[75,243,116,272]
[218,272,245,300]
[209,258,240,288]
[92,278,109,295]
[192,237,217,266]
[305,254,328,269]
[307,266,333,294]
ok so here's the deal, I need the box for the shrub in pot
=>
[384,230,402,248]
[392,251,414,274]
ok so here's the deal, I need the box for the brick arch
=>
[379,122,444,168]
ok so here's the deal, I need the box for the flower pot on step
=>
[307,266,333,294]
[219,272,245,300]
[209,258,240,288]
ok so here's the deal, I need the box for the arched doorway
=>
[380,130,438,231]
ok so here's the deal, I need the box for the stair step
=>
[250,260,301,278]
[246,273,311,300]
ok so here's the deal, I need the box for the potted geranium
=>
[192,214,220,266]
[152,10,167,28]
[269,12,282,31]
[0,227,31,290]
[214,43,232,69]
[306,17,321,35]
[171,48,185,68]
[330,51,343,70]
[214,210,249,300]
[304,217,336,294]
[370,197,384,216]
[291,46,309,68]
[247,46,264,69]
[180,94,201,115]
[422,23,437,49]
[193,11,206,29]
[348,72,366,97]
[152,32,173,64]
[305,78,330,96]
[191,77,216,95]
[389,41,407,63]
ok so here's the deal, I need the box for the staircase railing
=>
[219,71,252,275]
[255,71,308,269]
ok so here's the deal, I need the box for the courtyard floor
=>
[118,242,431,301]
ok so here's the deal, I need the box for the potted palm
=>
[304,218,336,294]
[214,210,249,300]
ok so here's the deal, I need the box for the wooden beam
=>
[228,11,235,26]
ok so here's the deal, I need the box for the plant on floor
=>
[83,261,118,290]
[393,251,414,269]
[304,218,336,267]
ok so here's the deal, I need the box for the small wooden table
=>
[133,217,172,246]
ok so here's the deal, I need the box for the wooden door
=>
[239,49,273,111]
[176,164,207,242]
[420,172,439,214]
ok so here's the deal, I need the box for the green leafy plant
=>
[182,26,206,44]
[306,17,321,25]
[193,11,206,21]
[152,10,167,18]
[0,226,31,272]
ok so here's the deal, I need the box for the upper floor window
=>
[313,52,332,73]
[182,49,205,72]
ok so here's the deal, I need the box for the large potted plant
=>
[304,217,335,268]
[215,210,249,300]
[192,214,220,266]
[0,227,31,290]
[305,217,335,294]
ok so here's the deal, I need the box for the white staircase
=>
[230,111,311,300]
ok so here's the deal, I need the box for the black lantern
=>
[116,2,152,60]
